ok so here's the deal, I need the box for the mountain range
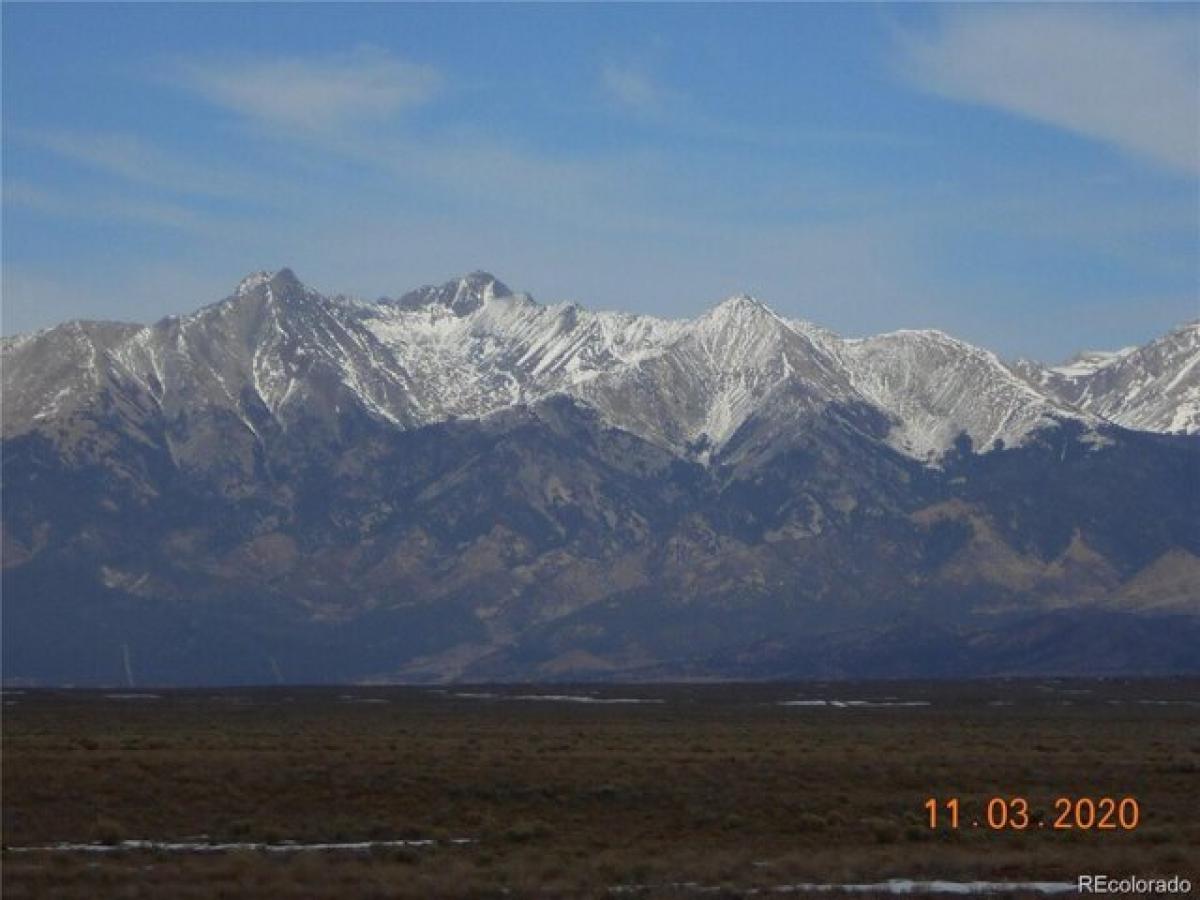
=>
[3,269,1198,685]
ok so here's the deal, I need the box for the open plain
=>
[2,679,1198,898]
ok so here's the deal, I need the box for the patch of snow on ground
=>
[453,692,664,704]
[778,699,931,708]
[512,694,665,704]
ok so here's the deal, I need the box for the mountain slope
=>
[1015,321,1200,435]
[837,330,1097,461]
[2,269,1197,685]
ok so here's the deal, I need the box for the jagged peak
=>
[271,267,302,289]
[235,271,273,296]
[388,271,517,316]
[177,268,322,330]
[234,268,306,298]
[697,293,783,328]
[458,270,512,296]
[711,292,768,312]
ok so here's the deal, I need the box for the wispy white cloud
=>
[176,45,440,131]
[596,60,910,154]
[895,6,1200,175]
[13,128,254,198]
[600,61,679,117]
[4,178,207,230]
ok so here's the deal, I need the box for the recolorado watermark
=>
[1079,874,1192,895]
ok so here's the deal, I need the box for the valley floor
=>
[2,680,1198,898]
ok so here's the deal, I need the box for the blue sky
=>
[2,3,1197,361]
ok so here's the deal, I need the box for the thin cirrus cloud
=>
[4,178,207,231]
[175,46,441,131]
[13,128,253,198]
[600,61,679,117]
[895,6,1200,176]
[170,47,648,221]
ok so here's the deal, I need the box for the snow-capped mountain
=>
[10,268,1181,468]
[364,271,688,430]
[1014,322,1200,435]
[568,295,861,459]
[4,270,1198,685]
[835,330,1098,462]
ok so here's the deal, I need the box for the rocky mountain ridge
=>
[2,270,1197,685]
[6,269,1192,464]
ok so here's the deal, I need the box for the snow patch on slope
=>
[838,330,1090,461]
[1019,322,1200,435]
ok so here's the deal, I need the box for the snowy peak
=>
[3,269,1196,466]
[566,294,858,456]
[232,267,306,299]
[235,271,273,296]
[189,268,330,354]
[706,293,770,317]
[389,271,515,316]
[1021,320,1200,435]
[1,320,145,436]
[838,329,1088,461]
[695,293,777,340]
[690,293,820,369]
